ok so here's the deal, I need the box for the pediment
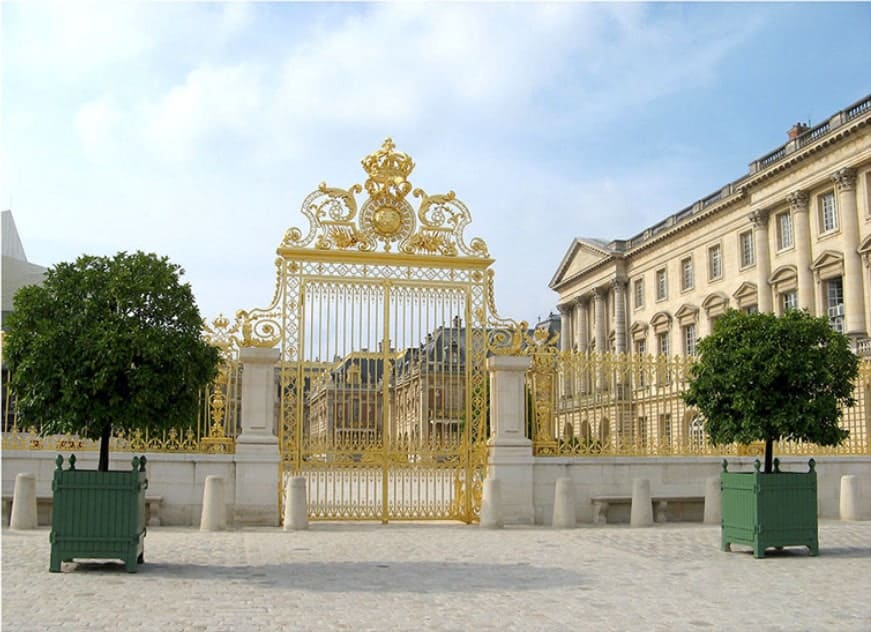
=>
[701,292,729,311]
[768,265,797,285]
[732,281,758,301]
[811,250,844,271]
[675,303,699,325]
[549,238,613,289]
[629,321,649,336]
[650,310,672,333]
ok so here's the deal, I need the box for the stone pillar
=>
[552,477,576,528]
[486,355,534,525]
[557,303,572,354]
[479,477,504,529]
[575,296,588,353]
[630,478,653,527]
[593,287,606,353]
[833,168,866,335]
[704,476,721,525]
[200,475,227,531]
[787,190,814,314]
[612,277,627,355]
[234,346,280,526]
[839,475,860,521]
[283,476,309,531]
[10,473,37,530]
[749,208,772,313]
[576,297,589,395]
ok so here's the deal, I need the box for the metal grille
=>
[531,352,871,457]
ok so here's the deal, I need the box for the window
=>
[781,290,798,313]
[689,415,705,450]
[826,276,844,332]
[776,211,793,250]
[683,324,697,357]
[743,305,759,315]
[633,279,644,309]
[708,245,723,281]
[739,231,755,267]
[635,338,646,356]
[655,268,667,301]
[680,257,694,291]
[659,413,672,448]
[818,191,837,234]
[635,339,647,387]
[657,331,670,356]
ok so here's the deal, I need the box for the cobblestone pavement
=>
[3,521,870,632]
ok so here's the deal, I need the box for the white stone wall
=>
[2,450,237,527]
[531,456,871,524]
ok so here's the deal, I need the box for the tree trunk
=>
[98,423,111,472]
[763,438,774,474]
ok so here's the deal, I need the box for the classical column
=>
[787,190,814,314]
[612,277,627,355]
[557,303,572,353]
[575,296,589,353]
[749,208,772,313]
[833,168,866,335]
[576,296,589,394]
[592,287,607,353]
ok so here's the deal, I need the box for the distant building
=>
[550,94,871,358]
[2,210,47,329]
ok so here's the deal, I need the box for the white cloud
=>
[142,64,263,162]
[74,96,122,158]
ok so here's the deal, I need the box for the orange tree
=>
[4,251,219,471]
[683,309,857,472]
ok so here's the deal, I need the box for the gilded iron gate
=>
[236,139,494,522]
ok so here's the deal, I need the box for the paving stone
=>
[2,521,870,631]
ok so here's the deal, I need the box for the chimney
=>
[787,123,809,140]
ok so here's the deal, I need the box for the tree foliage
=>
[4,251,220,469]
[683,309,857,471]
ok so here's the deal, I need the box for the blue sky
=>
[2,2,870,325]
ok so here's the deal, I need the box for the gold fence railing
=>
[1,362,241,454]
[528,352,871,457]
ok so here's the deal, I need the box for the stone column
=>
[612,277,627,355]
[234,346,280,526]
[749,208,772,313]
[486,355,534,525]
[833,168,866,335]
[592,287,606,353]
[576,296,589,394]
[787,191,814,314]
[575,296,589,353]
[557,303,572,354]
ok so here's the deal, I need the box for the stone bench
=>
[591,495,705,525]
[3,494,164,527]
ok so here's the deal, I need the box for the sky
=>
[2,1,870,327]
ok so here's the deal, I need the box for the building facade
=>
[550,94,871,359]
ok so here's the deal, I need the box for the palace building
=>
[550,94,871,359]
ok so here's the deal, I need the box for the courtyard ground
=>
[2,520,869,631]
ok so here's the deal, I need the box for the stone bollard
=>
[704,476,722,525]
[283,476,308,531]
[200,475,227,531]
[840,475,860,521]
[630,478,653,527]
[10,473,37,530]
[552,477,576,528]
[480,477,503,529]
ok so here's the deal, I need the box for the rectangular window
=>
[634,279,644,309]
[681,257,694,291]
[818,191,837,234]
[656,268,667,301]
[657,331,670,356]
[659,413,672,447]
[743,305,759,315]
[635,338,646,356]
[708,244,722,281]
[739,230,755,267]
[777,211,793,250]
[826,276,844,332]
[683,324,697,357]
[781,290,798,313]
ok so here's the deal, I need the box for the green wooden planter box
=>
[720,458,818,559]
[49,454,148,573]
